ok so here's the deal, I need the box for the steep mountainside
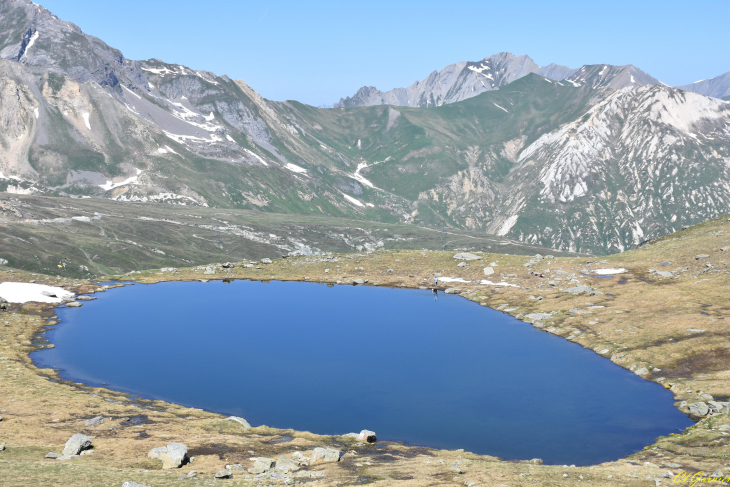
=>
[677,71,730,99]
[333,53,577,108]
[1,0,729,255]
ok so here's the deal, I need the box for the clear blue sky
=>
[40,0,730,106]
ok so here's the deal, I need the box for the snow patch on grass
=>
[0,282,74,304]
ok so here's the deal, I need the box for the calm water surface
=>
[32,280,691,464]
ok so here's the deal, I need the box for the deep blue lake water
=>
[32,280,691,465]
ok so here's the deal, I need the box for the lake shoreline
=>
[2,215,730,485]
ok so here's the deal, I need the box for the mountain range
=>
[1,0,730,255]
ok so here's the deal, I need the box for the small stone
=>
[0,444,5,451]
[695,254,710,259]
[222,262,234,268]
[122,482,151,487]
[444,288,459,294]
[483,267,494,276]
[449,462,463,473]
[352,278,365,285]
[45,452,60,459]
[85,416,104,426]
[225,464,244,471]
[457,262,467,267]
[65,301,82,308]
[62,434,92,456]
[660,261,672,266]
[261,258,272,264]
[530,458,543,464]
[634,367,649,376]
[214,470,233,479]
[711,469,724,478]
[310,447,340,465]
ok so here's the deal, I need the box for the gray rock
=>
[660,261,672,266]
[483,267,494,275]
[45,452,60,459]
[291,451,310,466]
[85,416,104,426]
[634,367,649,376]
[122,482,151,487]
[665,463,681,468]
[352,278,365,285]
[62,434,92,456]
[274,457,300,472]
[450,462,463,473]
[711,469,724,478]
[0,444,5,451]
[357,430,377,442]
[695,254,710,259]
[310,447,341,465]
[457,261,467,267]
[222,262,234,268]
[65,301,82,308]
[708,401,730,413]
[214,470,233,479]
[148,442,188,469]
[718,424,730,431]
[525,312,552,321]
[656,271,673,278]
[226,416,251,430]
[226,463,244,471]
[203,267,216,275]
[248,457,275,474]
[688,402,709,416]
[565,285,600,295]
[444,288,459,294]
[453,253,481,261]
[261,258,273,264]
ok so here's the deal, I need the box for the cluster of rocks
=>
[242,448,336,481]
[686,401,730,417]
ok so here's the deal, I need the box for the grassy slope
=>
[0,194,573,278]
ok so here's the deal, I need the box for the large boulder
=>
[310,447,341,465]
[61,434,92,456]
[226,416,251,430]
[274,457,300,472]
[148,442,188,469]
[688,402,709,416]
[453,253,481,261]
[248,457,275,474]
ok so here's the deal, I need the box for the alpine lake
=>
[31,279,692,465]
